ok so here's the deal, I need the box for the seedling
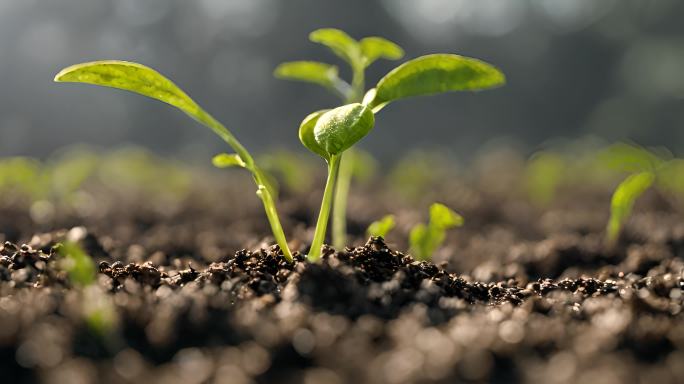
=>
[57,241,117,336]
[523,151,566,206]
[276,28,404,248]
[54,61,293,262]
[606,171,655,246]
[287,29,504,260]
[366,214,396,238]
[409,203,464,261]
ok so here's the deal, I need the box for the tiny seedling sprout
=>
[54,61,293,262]
[290,29,504,260]
[409,203,464,261]
[367,214,396,239]
[606,171,655,246]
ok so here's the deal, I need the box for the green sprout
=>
[285,29,504,260]
[606,171,655,246]
[366,214,396,238]
[276,28,404,248]
[600,143,675,246]
[409,203,464,261]
[57,241,97,287]
[57,241,117,336]
[54,61,293,262]
[523,151,566,206]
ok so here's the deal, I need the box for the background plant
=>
[409,203,464,261]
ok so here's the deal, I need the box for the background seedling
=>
[55,61,293,262]
[409,203,464,261]
[287,29,504,257]
[606,171,655,246]
[599,143,677,246]
[58,241,117,336]
[523,151,566,207]
[366,214,396,238]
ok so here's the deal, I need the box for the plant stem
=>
[308,155,341,262]
[330,64,365,249]
[332,150,353,248]
[194,108,294,262]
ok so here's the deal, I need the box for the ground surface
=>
[0,163,683,384]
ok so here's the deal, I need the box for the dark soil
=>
[0,170,683,384]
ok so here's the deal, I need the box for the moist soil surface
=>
[0,170,683,384]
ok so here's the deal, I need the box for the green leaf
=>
[55,60,203,120]
[409,223,430,260]
[58,241,96,287]
[607,171,655,243]
[309,28,361,66]
[360,37,404,67]
[314,103,375,156]
[212,153,246,168]
[274,61,339,88]
[598,143,667,173]
[371,54,505,107]
[54,61,253,168]
[367,214,396,238]
[299,110,331,160]
[429,203,464,229]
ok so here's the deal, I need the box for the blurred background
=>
[0,0,683,162]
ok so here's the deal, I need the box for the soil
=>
[0,166,683,384]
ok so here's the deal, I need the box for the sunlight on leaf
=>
[309,28,361,66]
[299,110,331,160]
[372,54,505,107]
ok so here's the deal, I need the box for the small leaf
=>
[55,61,203,120]
[299,110,330,160]
[212,153,246,168]
[360,37,404,67]
[309,28,361,66]
[58,241,96,287]
[314,103,375,156]
[607,171,655,243]
[429,203,464,229]
[367,214,396,238]
[373,54,505,106]
[274,61,339,88]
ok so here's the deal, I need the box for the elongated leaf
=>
[309,28,361,66]
[55,60,255,169]
[360,37,404,67]
[314,103,375,156]
[372,54,505,106]
[607,171,655,242]
[299,110,330,160]
[212,153,246,168]
[274,61,339,88]
[55,60,203,118]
